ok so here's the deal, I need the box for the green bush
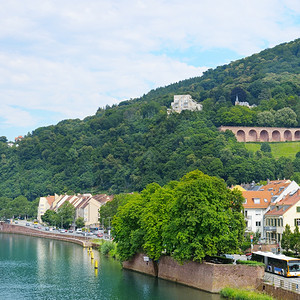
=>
[236,260,265,267]
[220,287,273,300]
[241,241,251,252]
[97,240,119,259]
[99,241,115,255]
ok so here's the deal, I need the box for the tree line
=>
[0,38,300,204]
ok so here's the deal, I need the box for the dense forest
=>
[1,38,300,209]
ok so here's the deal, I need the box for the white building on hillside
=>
[168,95,202,114]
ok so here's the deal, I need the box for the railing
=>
[264,273,300,294]
[264,226,277,231]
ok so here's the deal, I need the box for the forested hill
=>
[1,38,300,202]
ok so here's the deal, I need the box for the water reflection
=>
[0,234,220,300]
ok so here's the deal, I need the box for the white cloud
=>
[0,0,299,139]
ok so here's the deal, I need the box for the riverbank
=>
[0,222,93,248]
[123,253,264,293]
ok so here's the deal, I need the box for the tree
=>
[281,224,292,252]
[256,111,275,127]
[99,194,131,227]
[112,193,145,262]
[0,136,7,143]
[274,107,297,127]
[140,183,174,261]
[41,209,58,226]
[291,225,300,254]
[260,143,271,153]
[163,171,245,262]
[113,170,246,263]
[75,217,85,228]
[57,202,75,229]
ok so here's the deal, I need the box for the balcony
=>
[264,226,276,232]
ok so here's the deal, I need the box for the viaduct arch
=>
[220,126,300,142]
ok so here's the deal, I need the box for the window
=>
[264,199,268,203]
[256,211,261,215]
[297,207,300,213]
[256,221,261,227]
[243,198,247,204]
[253,198,260,204]
[295,219,300,226]
[244,210,247,217]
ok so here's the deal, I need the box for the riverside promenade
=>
[0,222,93,248]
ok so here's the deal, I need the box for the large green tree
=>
[113,170,245,262]
[57,202,75,229]
[162,170,245,262]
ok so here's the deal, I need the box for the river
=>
[0,233,221,300]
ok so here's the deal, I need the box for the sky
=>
[0,0,300,141]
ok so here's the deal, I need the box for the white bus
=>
[252,251,300,277]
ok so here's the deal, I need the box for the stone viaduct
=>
[219,126,300,142]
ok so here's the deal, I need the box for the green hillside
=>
[0,38,300,208]
[245,142,300,159]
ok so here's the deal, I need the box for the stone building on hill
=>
[167,95,202,114]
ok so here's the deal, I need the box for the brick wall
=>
[123,254,265,293]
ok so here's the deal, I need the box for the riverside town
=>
[1,21,300,300]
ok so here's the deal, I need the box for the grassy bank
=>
[94,239,119,260]
[245,141,300,159]
[220,287,274,300]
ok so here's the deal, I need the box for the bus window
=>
[288,261,300,272]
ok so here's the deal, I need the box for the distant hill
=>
[0,38,300,202]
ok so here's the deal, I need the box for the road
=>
[12,219,111,240]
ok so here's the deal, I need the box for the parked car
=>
[76,228,82,233]
[60,229,67,233]
[26,222,30,226]
[245,253,252,260]
[221,254,234,260]
[45,227,50,231]
[97,233,103,238]
[68,230,74,233]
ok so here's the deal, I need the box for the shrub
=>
[236,260,265,267]
[220,287,273,300]
[100,241,115,255]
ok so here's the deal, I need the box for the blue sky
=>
[0,0,300,141]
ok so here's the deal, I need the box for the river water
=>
[0,233,221,300]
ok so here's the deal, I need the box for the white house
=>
[242,190,273,236]
[168,95,202,114]
[265,189,300,244]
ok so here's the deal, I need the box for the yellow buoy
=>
[91,251,94,259]
[94,260,98,269]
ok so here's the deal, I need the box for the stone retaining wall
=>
[123,254,264,293]
[0,223,92,247]
[257,280,300,300]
